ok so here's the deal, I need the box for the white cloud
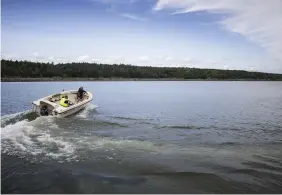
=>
[89,58,101,63]
[247,66,257,72]
[120,13,147,21]
[32,52,39,57]
[93,56,126,64]
[138,56,150,61]
[182,57,192,62]
[48,56,54,61]
[76,55,89,61]
[164,56,173,61]
[31,52,49,62]
[1,53,17,60]
[154,0,282,63]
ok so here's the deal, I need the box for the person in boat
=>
[77,87,87,100]
[40,105,49,116]
[60,95,70,107]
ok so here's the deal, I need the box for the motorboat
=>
[32,90,93,117]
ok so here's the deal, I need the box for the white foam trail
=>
[1,111,159,161]
[76,104,98,118]
[1,111,209,163]
[1,116,76,161]
[44,116,59,129]
[1,108,197,163]
[1,110,32,127]
[76,136,159,154]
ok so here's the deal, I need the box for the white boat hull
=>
[32,90,94,117]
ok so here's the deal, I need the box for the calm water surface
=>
[1,81,282,193]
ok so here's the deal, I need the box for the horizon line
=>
[2,58,281,75]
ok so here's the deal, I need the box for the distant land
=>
[1,59,282,81]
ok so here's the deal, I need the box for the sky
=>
[2,0,282,73]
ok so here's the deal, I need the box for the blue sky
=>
[2,0,282,73]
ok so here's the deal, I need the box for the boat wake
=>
[1,109,282,192]
[1,110,38,127]
[2,108,282,189]
[1,109,276,164]
[75,104,98,119]
[1,115,77,162]
[1,108,158,162]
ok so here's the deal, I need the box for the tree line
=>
[1,59,282,80]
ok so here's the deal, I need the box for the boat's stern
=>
[32,100,41,114]
[32,99,59,116]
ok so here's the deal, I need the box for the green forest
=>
[1,59,282,80]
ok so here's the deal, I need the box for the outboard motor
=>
[40,105,49,116]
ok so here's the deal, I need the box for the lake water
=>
[1,81,282,193]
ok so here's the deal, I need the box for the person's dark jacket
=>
[78,88,86,98]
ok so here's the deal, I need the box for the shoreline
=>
[1,77,281,82]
